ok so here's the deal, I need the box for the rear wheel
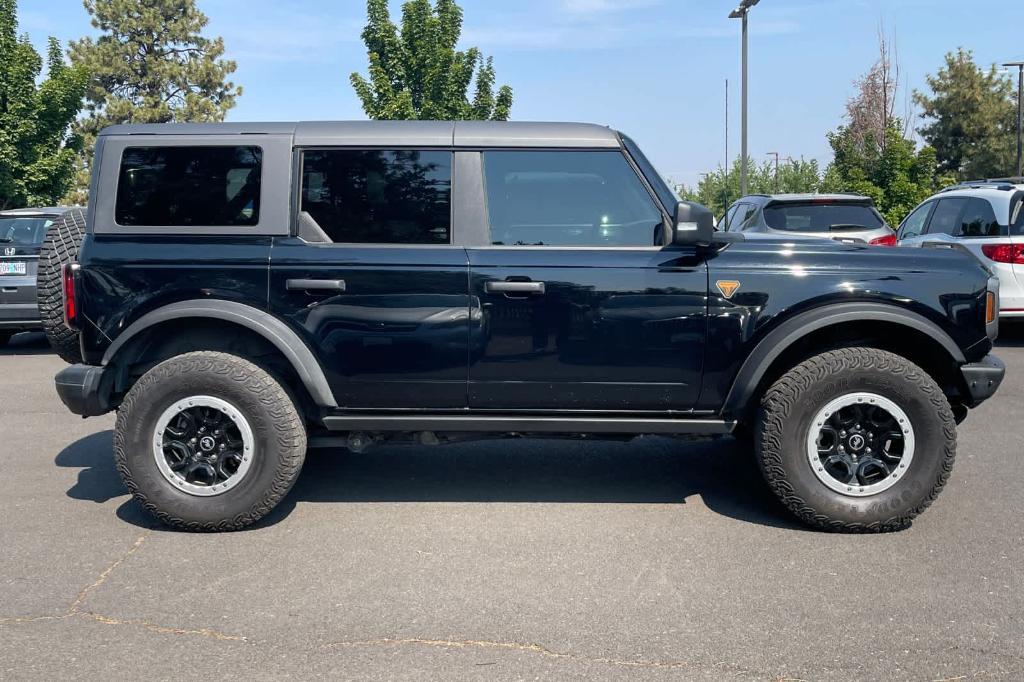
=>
[114,351,307,531]
[38,209,86,364]
[756,348,956,532]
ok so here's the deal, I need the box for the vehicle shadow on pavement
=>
[56,430,804,532]
[0,332,52,356]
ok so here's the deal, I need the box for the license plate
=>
[0,262,26,275]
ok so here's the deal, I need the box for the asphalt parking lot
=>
[1,331,1022,681]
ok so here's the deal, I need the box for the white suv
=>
[897,179,1024,318]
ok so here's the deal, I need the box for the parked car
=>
[47,121,1003,533]
[720,193,897,245]
[0,207,75,346]
[897,179,1024,318]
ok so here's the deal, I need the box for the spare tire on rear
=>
[38,208,86,364]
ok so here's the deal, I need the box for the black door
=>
[467,150,707,411]
[269,148,470,409]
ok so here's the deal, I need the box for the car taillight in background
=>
[62,263,78,329]
[869,233,897,247]
[981,244,1024,264]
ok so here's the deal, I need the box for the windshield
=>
[619,134,679,213]
[0,217,54,245]
[763,202,885,232]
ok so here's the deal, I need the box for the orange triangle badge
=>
[716,280,741,299]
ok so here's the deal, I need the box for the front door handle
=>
[485,281,546,295]
[287,278,346,292]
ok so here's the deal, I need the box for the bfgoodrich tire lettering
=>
[114,351,307,531]
[755,348,956,533]
[37,208,86,364]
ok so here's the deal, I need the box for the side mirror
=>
[672,201,715,246]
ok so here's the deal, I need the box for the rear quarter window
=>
[115,146,262,227]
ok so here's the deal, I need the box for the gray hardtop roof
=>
[97,120,623,148]
[0,206,75,217]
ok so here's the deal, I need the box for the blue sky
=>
[16,0,1024,186]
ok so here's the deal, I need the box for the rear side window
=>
[762,202,884,231]
[301,150,452,244]
[926,198,967,236]
[115,146,262,226]
[958,198,1005,237]
[1013,196,1024,235]
[483,150,664,247]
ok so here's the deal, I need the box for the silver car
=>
[720,193,897,245]
[0,207,72,346]
[896,180,1024,319]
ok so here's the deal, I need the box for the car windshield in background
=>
[763,202,884,232]
[0,217,54,244]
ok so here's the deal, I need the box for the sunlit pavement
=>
[1,330,1022,680]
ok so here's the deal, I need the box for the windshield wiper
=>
[828,223,871,232]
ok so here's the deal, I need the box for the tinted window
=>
[899,202,933,239]
[958,198,1004,237]
[762,202,884,231]
[301,150,451,244]
[0,217,54,245]
[927,198,967,236]
[734,203,758,230]
[116,146,262,226]
[483,151,664,247]
[722,205,738,231]
[1013,196,1024,236]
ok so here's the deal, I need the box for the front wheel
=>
[114,351,307,531]
[756,348,956,533]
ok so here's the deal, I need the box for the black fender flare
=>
[721,302,965,417]
[101,299,337,408]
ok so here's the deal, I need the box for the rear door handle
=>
[286,278,346,292]
[485,281,546,294]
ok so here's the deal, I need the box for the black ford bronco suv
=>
[45,121,1004,532]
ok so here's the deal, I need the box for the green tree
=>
[914,49,1017,180]
[677,156,823,218]
[351,0,513,121]
[821,120,946,226]
[0,0,87,210]
[66,0,240,202]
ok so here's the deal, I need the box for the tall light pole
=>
[1004,62,1024,178]
[729,0,760,196]
[767,152,780,192]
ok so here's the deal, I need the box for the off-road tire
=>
[756,348,957,533]
[114,351,307,531]
[38,208,86,364]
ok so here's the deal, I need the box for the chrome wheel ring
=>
[806,392,915,497]
[153,396,255,497]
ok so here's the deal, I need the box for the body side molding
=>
[101,299,337,407]
[323,414,735,434]
[721,302,967,417]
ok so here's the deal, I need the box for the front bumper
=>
[54,364,112,417]
[959,354,1005,407]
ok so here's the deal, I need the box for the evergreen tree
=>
[351,0,513,121]
[66,0,241,202]
[914,49,1017,179]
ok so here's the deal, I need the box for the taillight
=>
[869,233,897,247]
[62,263,78,329]
[981,244,1024,264]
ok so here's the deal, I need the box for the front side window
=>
[115,146,262,226]
[899,202,933,239]
[483,151,664,247]
[300,150,452,244]
[926,198,967,236]
[958,198,1004,237]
